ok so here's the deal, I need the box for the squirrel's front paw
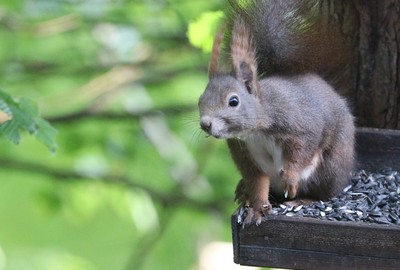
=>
[243,200,271,226]
[284,181,299,199]
[280,169,299,199]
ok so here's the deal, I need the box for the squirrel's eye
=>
[228,95,239,107]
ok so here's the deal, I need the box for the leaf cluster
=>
[0,90,57,152]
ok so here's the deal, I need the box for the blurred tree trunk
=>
[328,0,400,129]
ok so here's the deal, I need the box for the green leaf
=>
[35,117,58,153]
[187,11,224,53]
[0,90,58,153]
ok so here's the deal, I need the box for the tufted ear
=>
[231,16,259,94]
[208,26,225,78]
[238,61,256,94]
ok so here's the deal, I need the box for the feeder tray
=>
[232,128,400,270]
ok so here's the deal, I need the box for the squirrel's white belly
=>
[244,132,320,194]
[244,132,285,192]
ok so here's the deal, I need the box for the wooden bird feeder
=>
[232,127,400,270]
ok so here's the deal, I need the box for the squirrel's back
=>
[225,0,348,84]
[260,74,352,133]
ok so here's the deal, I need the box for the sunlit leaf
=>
[187,11,224,53]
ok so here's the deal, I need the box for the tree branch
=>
[46,104,197,123]
[0,158,227,212]
[124,204,175,270]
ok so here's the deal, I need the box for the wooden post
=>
[327,0,400,129]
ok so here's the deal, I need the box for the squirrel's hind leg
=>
[280,149,323,199]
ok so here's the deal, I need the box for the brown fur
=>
[231,16,258,88]
[208,26,225,78]
[226,0,349,87]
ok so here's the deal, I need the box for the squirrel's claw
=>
[281,169,299,199]
[284,182,299,199]
[241,201,271,226]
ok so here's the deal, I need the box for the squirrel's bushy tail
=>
[225,0,348,84]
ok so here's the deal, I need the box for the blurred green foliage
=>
[0,90,57,152]
[0,0,248,269]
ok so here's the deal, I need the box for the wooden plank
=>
[232,127,400,269]
[237,246,400,270]
[232,215,400,269]
[355,127,400,171]
[237,215,400,258]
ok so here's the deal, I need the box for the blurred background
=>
[0,0,261,269]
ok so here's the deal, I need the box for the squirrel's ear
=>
[209,26,225,78]
[238,61,257,94]
[231,16,259,94]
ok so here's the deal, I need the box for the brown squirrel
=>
[198,0,355,225]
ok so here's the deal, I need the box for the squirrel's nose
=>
[200,117,212,133]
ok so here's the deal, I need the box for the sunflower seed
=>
[294,205,303,212]
[265,169,400,226]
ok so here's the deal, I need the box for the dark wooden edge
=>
[231,214,241,264]
[237,245,400,270]
[232,214,400,270]
[232,127,400,269]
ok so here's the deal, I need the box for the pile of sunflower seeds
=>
[270,169,400,225]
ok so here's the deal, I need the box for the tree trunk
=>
[328,0,400,129]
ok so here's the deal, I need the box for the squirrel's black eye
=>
[228,95,239,107]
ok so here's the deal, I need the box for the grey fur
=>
[198,0,355,225]
[199,73,355,224]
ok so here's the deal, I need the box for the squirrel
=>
[198,0,355,225]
